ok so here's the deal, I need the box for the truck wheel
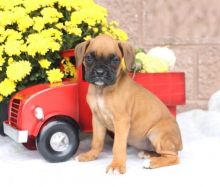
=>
[36,119,79,163]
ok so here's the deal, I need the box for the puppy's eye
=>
[85,54,94,65]
[111,55,120,65]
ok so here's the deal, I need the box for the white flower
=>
[147,47,176,70]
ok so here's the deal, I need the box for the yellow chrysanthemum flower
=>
[46,68,64,83]
[56,23,64,29]
[33,17,45,32]
[67,3,107,29]
[39,59,51,69]
[5,29,22,40]
[17,16,33,32]
[65,25,82,36]
[93,27,99,33]
[84,35,91,41]
[22,0,42,13]
[27,34,52,56]
[0,11,14,27]
[6,60,32,82]
[0,0,21,10]
[59,0,94,10]
[42,28,62,41]
[0,79,16,97]
[62,59,77,78]
[106,27,128,41]
[26,30,61,56]
[41,7,62,24]
[12,6,26,21]
[102,27,107,32]
[4,39,23,56]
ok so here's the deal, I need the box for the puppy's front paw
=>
[106,162,126,175]
[75,152,97,162]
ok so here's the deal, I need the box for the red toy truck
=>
[2,52,185,162]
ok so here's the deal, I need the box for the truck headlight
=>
[34,107,44,120]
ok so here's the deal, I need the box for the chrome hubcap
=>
[50,132,69,152]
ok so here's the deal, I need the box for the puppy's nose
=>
[95,68,104,76]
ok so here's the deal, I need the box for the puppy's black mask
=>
[84,52,121,86]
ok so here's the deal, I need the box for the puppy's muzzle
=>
[93,68,108,86]
[85,65,116,86]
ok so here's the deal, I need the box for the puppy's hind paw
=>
[138,151,150,159]
[138,151,147,159]
[142,159,151,169]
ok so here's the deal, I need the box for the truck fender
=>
[34,115,80,137]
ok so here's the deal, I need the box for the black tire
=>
[36,119,79,163]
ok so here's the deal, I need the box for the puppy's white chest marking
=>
[94,91,114,131]
[96,95,105,111]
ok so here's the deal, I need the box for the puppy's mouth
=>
[94,80,105,86]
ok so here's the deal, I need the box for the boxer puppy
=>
[75,35,182,174]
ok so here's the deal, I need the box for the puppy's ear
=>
[118,42,135,71]
[75,40,90,67]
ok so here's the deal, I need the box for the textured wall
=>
[95,0,220,111]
